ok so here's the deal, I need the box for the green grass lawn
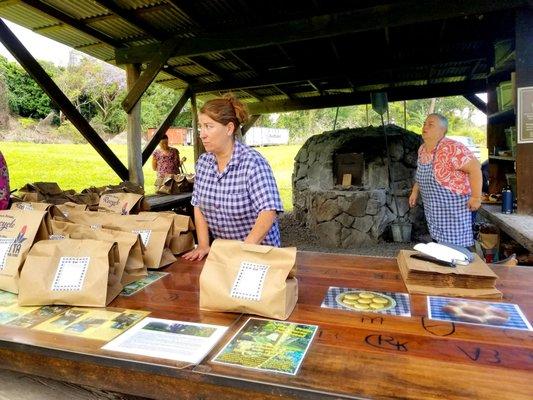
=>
[1,142,301,210]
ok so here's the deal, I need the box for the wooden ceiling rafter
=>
[19,0,122,47]
[247,80,487,114]
[115,0,526,64]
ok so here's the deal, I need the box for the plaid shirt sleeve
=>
[246,158,284,213]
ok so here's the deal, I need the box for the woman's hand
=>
[181,245,210,261]
[408,191,418,208]
[467,196,481,211]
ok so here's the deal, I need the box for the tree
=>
[0,55,58,119]
[55,52,126,133]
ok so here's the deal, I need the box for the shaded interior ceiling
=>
[0,0,522,113]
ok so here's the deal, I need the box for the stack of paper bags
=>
[397,250,501,299]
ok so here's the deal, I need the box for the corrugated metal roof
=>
[0,0,519,108]
[45,0,108,20]
[1,3,57,28]
[89,18,144,40]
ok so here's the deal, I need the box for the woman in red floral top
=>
[0,151,9,210]
[409,114,482,247]
[152,134,181,189]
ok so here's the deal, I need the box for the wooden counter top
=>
[0,252,531,399]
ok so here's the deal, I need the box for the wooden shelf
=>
[489,155,515,161]
[487,109,515,124]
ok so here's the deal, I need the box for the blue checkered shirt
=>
[191,140,283,246]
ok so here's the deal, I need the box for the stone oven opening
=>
[292,125,427,248]
[334,153,364,186]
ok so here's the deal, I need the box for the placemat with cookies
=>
[321,287,411,317]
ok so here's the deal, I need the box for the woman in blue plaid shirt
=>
[182,95,283,261]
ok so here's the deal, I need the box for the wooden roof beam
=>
[464,93,487,114]
[274,85,295,100]
[247,80,487,114]
[121,41,183,112]
[20,0,122,48]
[93,0,166,41]
[329,40,355,92]
[115,0,526,64]
[191,53,488,94]
[188,56,263,101]
[242,115,260,136]
[94,0,193,90]
[0,19,128,180]
[308,80,324,96]
[142,87,191,164]
[165,0,202,28]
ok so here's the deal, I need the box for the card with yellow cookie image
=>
[321,287,411,317]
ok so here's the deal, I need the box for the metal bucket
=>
[391,223,412,242]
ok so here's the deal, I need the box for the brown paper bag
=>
[98,193,147,215]
[0,210,48,293]
[18,238,122,307]
[140,211,195,255]
[65,211,176,269]
[66,192,100,208]
[10,201,67,236]
[19,182,63,197]
[55,202,88,218]
[200,239,298,320]
[50,220,147,285]
[156,174,194,195]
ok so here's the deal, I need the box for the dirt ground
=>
[279,212,414,257]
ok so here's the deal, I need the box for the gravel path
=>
[279,212,415,258]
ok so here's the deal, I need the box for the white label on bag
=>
[230,261,269,301]
[132,229,151,247]
[52,256,89,291]
[17,203,33,211]
[49,234,65,240]
[90,224,102,230]
[0,238,14,271]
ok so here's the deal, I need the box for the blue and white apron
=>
[416,143,473,247]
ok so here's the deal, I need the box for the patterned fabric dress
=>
[153,147,180,186]
[0,151,10,210]
[416,138,474,247]
[191,140,283,246]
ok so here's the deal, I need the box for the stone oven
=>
[292,125,426,248]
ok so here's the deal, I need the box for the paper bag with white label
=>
[55,202,88,218]
[18,238,122,307]
[64,211,175,269]
[0,210,49,294]
[199,239,298,320]
[10,201,67,236]
[50,220,147,285]
[139,211,195,255]
[98,193,148,215]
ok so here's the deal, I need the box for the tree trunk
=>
[428,98,437,114]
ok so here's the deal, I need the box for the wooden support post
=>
[142,88,191,164]
[242,114,260,136]
[191,92,204,162]
[126,64,143,186]
[121,40,180,113]
[0,19,129,181]
[464,94,487,114]
[515,7,533,214]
